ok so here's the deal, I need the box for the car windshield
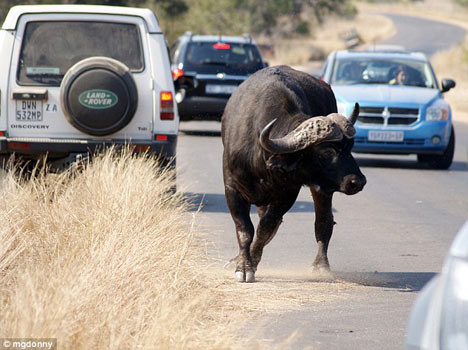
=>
[183,41,264,74]
[330,57,437,88]
[17,21,144,86]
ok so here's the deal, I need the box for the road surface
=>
[176,13,468,350]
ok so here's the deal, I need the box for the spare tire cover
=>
[60,56,138,136]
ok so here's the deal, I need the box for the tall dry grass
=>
[0,150,242,349]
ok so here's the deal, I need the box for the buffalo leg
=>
[250,194,298,273]
[310,188,334,271]
[225,185,255,282]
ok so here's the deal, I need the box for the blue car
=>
[321,48,456,169]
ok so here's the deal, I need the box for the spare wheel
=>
[60,56,138,136]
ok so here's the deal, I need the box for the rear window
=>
[183,41,263,74]
[17,21,144,86]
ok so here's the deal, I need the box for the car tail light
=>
[213,43,230,50]
[172,68,184,80]
[160,91,174,120]
[155,135,168,141]
[9,142,31,150]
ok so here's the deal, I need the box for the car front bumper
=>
[352,121,451,155]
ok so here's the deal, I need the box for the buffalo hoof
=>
[234,270,256,283]
[245,271,255,283]
[311,265,334,281]
[235,271,245,282]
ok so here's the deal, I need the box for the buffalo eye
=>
[318,147,337,160]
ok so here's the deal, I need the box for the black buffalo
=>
[221,65,366,283]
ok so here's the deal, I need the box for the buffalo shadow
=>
[185,192,318,213]
[333,271,436,293]
[254,270,436,293]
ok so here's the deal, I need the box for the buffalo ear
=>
[266,154,299,172]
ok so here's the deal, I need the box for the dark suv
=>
[170,32,267,121]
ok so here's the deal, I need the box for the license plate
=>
[205,84,237,94]
[368,130,404,142]
[16,100,43,121]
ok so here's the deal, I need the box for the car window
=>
[182,41,263,74]
[17,21,144,86]
[331,57,436,88]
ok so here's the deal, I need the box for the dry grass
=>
[0,150,243,349]
[0,150,364,349]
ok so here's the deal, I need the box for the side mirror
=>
[441,78,456,93]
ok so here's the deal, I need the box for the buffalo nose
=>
[342,174,366,195]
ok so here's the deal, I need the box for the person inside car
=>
[389,65,411,85]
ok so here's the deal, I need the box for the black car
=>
[170,32,267,121]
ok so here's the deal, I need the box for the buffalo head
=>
[260,103,366,195]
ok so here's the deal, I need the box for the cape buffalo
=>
[221,65,366,283]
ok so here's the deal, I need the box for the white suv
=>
[0,5,178,169]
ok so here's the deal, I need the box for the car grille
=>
[358,106,419,126]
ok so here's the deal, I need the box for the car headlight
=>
[336,101,348,115]
[439,257,468,350]
[426,106,449,121]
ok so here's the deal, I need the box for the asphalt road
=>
[380,13,466,56]
[176,14,468,350]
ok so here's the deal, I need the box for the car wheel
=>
[60,56,138,136]
[417,126,455,170]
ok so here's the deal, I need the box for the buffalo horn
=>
[259,119,299,154]
[260,117,342,154]
[347,102,360,125]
